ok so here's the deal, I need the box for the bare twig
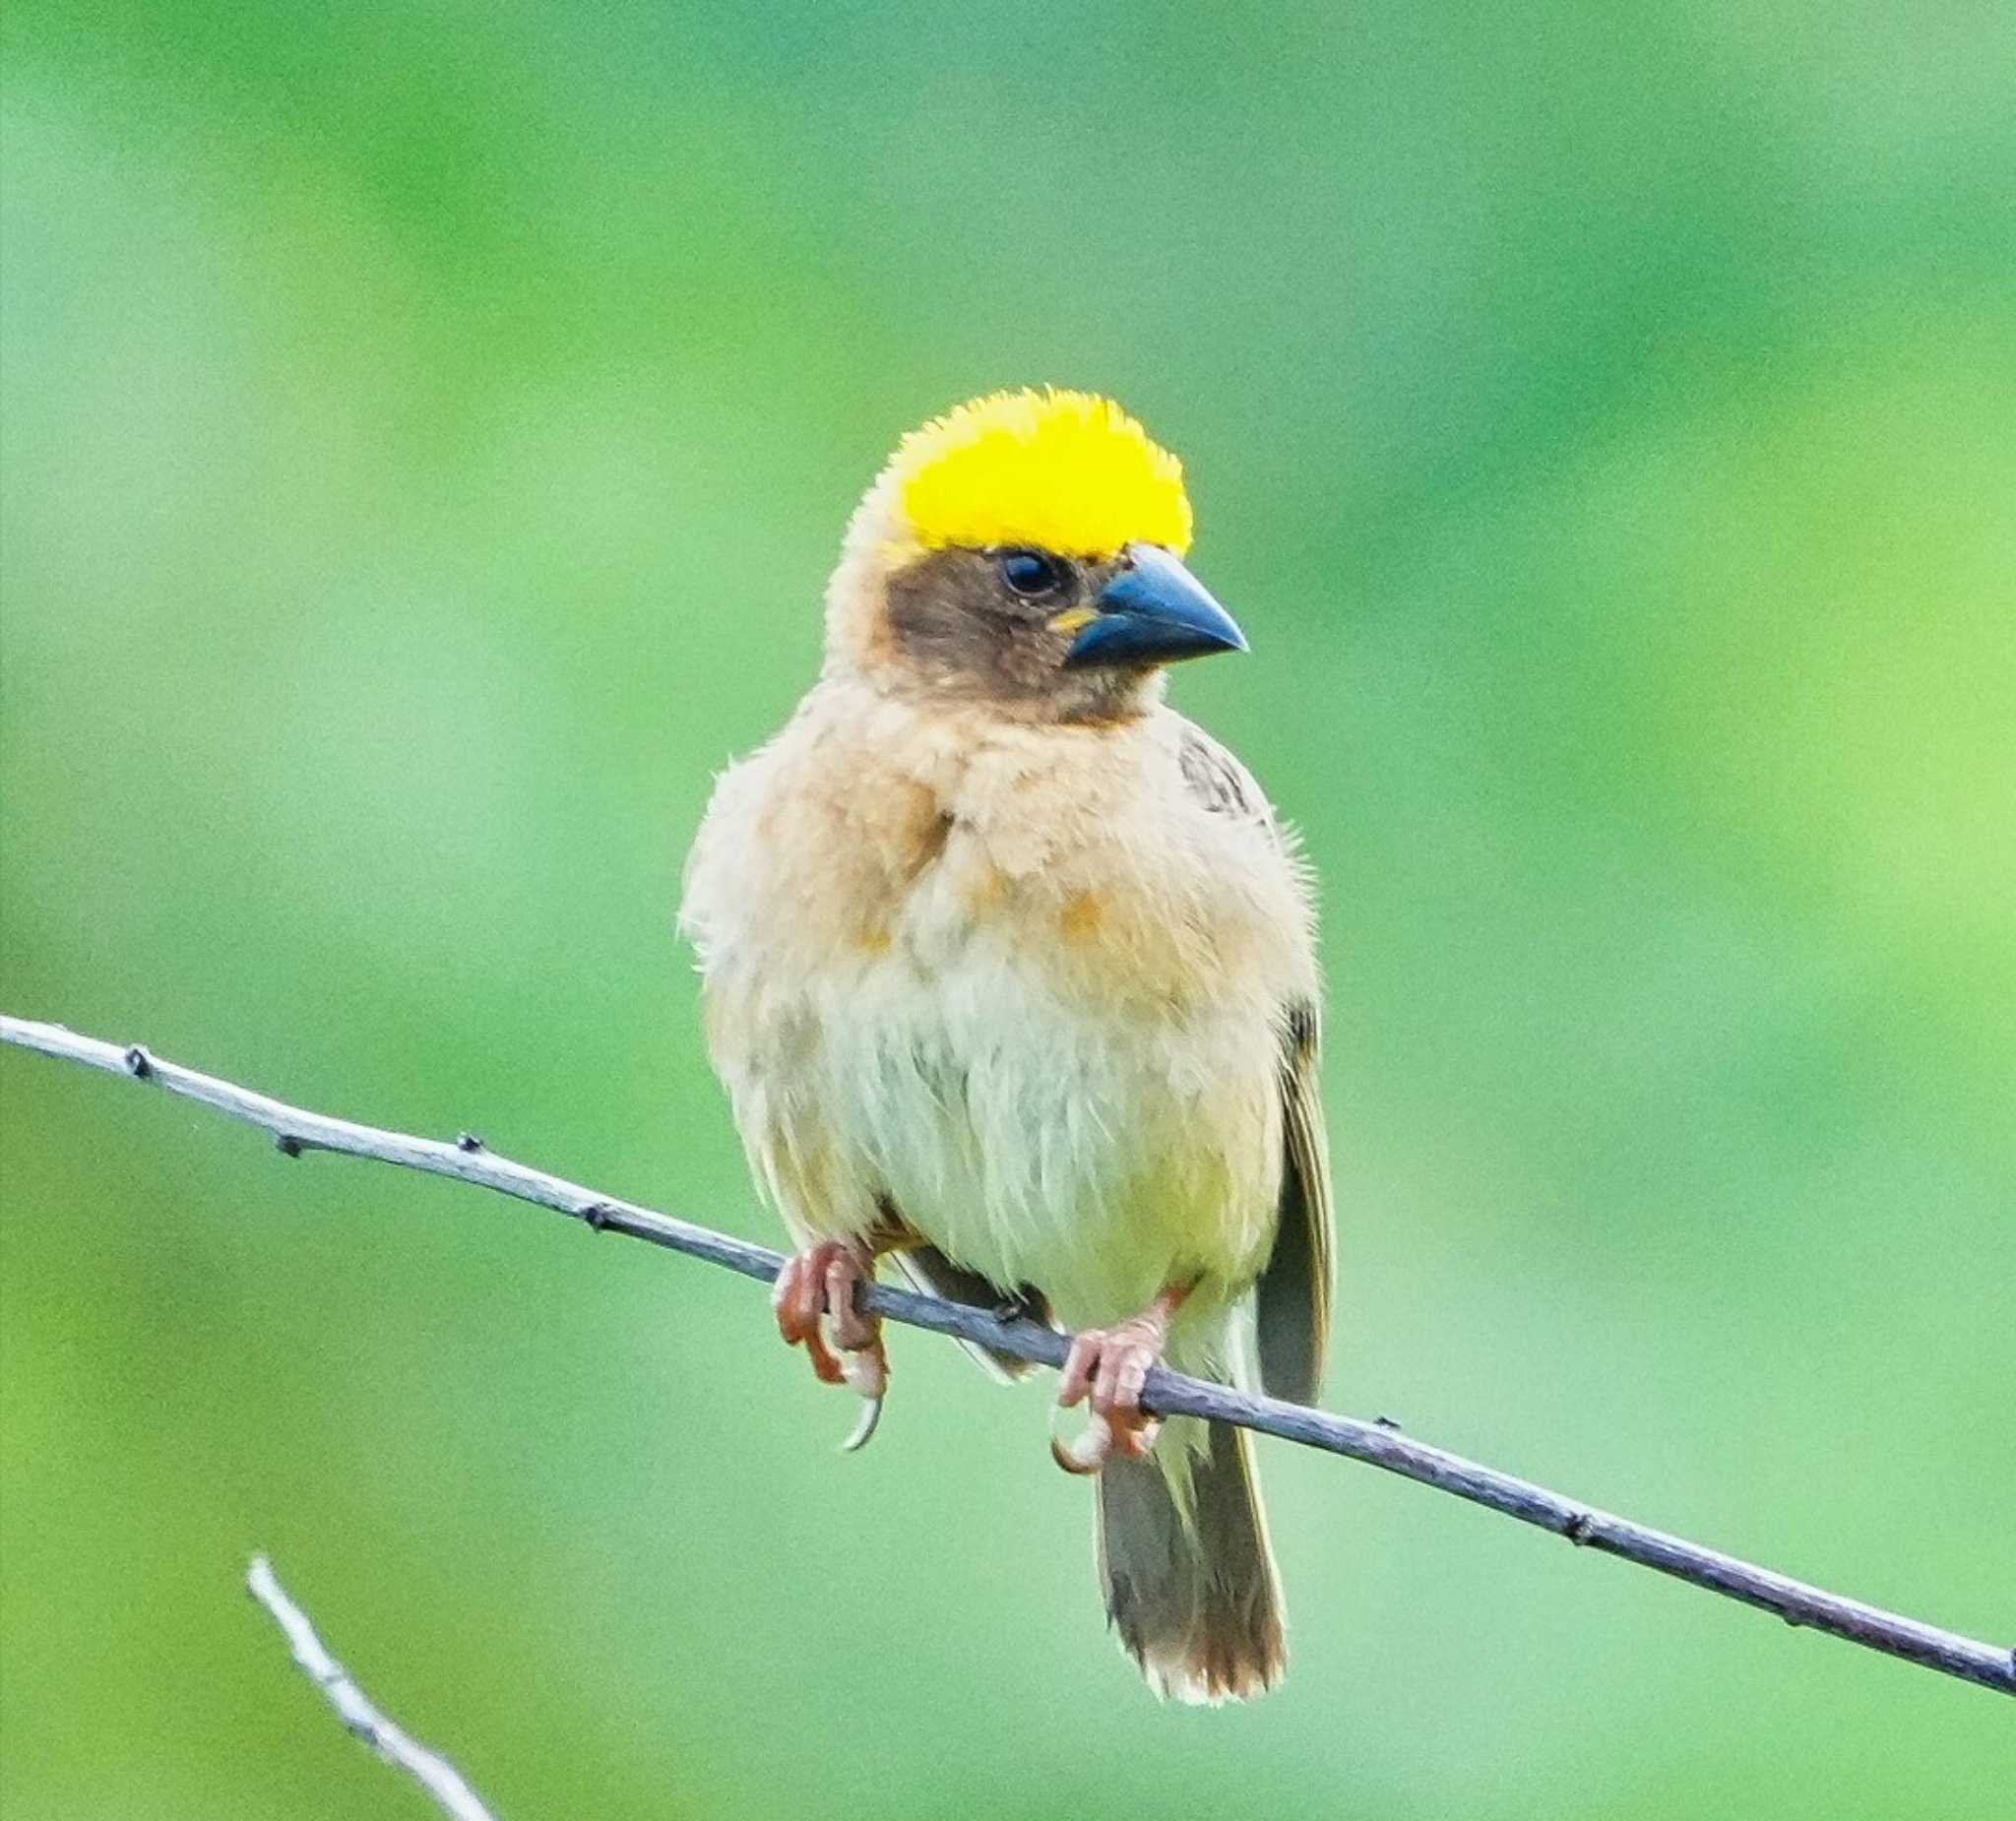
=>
[246,1554,498,1821]
[8,1013,2012,1699]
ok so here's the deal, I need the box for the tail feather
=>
[1096,1419,1285,1703]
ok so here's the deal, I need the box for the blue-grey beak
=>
[1060,543,1248,670]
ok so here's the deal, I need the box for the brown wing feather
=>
[1255,999,1332,1404]
[1175,721,1333,1405]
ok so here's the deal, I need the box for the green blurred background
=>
[4,3,2011,1815]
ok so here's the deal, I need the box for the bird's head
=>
[825,389,1245,722]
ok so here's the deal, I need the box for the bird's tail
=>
[1095,1417,1285,1702]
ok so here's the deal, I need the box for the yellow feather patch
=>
[892,389,1193,559]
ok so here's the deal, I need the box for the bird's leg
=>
[1050,1282,1193,1476]
[772,1236,891,1452]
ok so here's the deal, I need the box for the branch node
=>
[1373,1413,1405,1431]
[1565,1512,1597,1545]
[124,1044,154,1079]
[455,1132,484,1153]
[275,1133,303,1159]
[581,1201,613,1233]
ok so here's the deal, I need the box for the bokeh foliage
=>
[3,4,2011,1815]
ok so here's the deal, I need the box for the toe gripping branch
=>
[773,1240,889,1451]
[1049,1284,1191,1476]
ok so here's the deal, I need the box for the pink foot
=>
[1050,1290,1187,1476]
[772,1239,889,1451]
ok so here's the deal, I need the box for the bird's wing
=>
[1175,720,1333,1406]
[1256,997,1332,1403]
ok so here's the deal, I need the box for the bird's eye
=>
[998,549,1068,597]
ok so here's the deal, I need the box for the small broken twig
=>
[246,1555,498,1821]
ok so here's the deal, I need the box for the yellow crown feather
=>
[890,389,1193,559]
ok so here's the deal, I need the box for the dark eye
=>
[997,549,1069,597]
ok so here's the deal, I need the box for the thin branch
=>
[246,1554,499,1821]
[8,1013,2012,1700]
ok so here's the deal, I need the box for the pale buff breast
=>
[681,681,1313,1333]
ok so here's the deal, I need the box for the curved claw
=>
[1050,1411,1112,1476]
[1049,1407,1162,1475]
[841,1395,885,1453]
[837,1337,889,1453]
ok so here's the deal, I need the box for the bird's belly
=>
[812,936,1281,1331]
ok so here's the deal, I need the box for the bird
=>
[678,388,1331,1702]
